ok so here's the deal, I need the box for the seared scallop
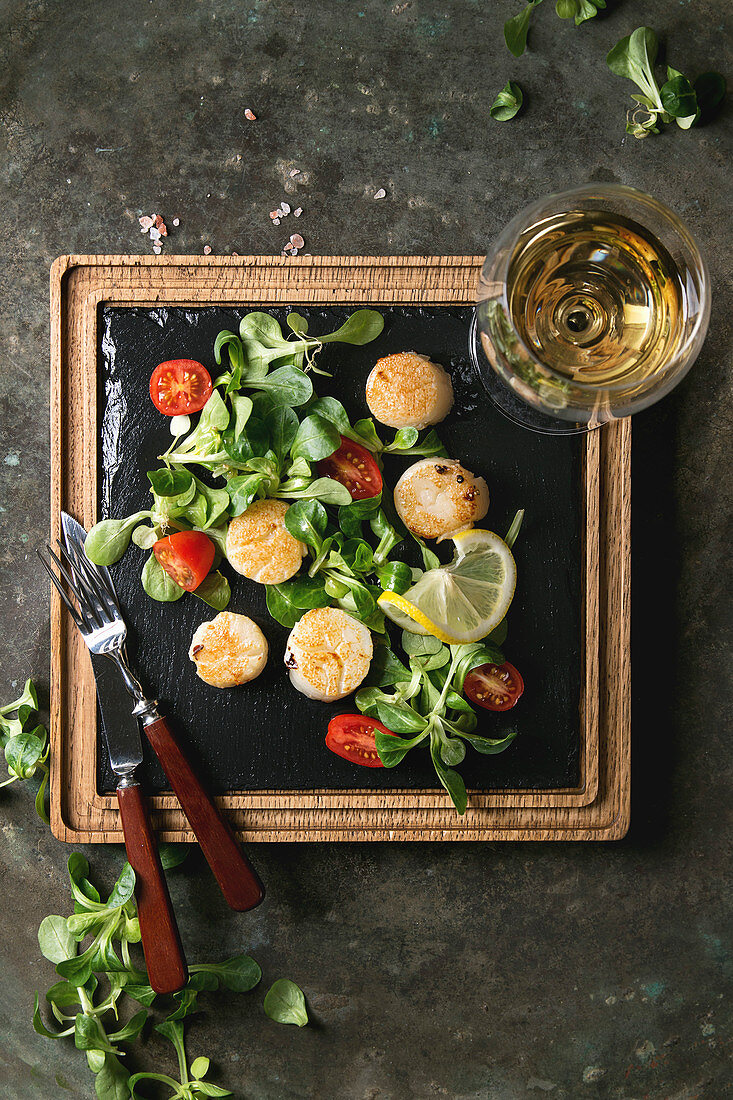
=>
[393,458,489,541]
[226,499,306,585]
[365,351,454,430]
[284,608,373,702]
[189,611,268,688]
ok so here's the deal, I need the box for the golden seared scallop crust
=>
[189,611,268,688]
[365,351,454,430]
[284,607,373,702]
[226,499,306,585]
[393,458,489,541]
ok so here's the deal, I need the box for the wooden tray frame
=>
[50,255,630,842]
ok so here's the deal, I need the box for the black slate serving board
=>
[97,304,582,794]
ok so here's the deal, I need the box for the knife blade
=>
[90,650,144,778]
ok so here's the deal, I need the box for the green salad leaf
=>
[490,81,523,121]
[264,979,309,1027]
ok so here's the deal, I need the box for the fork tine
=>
[62,533,119,619]
[44,544,99,631]
[37,549,87,633]
[56,540,111,626]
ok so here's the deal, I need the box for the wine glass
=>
[470,184,710,435]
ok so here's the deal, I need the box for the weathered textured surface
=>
[0,1,731,1097]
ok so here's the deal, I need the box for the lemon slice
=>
[378,529,516,644]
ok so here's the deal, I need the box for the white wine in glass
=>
[472,185,710,434]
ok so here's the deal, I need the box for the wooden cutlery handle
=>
[143,716,265,912]
[116,783,188,995]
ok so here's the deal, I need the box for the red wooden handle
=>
[116,784,188,994]
[143,716,265,911]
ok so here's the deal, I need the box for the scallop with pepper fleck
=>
[393,458,489,541]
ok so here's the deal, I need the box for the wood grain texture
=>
[116,783,188,994]
[49,255,630,842]
[143,716,265,910]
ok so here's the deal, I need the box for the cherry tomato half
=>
[326,714,397,767]
[317,437,382,501]
[149,359,213,416]
[153,530,215,592]
[463,661,524,712]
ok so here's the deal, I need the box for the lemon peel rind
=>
[377,528,517,645]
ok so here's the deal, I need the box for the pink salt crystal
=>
[294,207,302,217]
[244,108,257,120]
[280,202,291,215]
[139,215,154,231]
[203,244,212,255]
[273,217,281,225]
[374,188,386,199]
[154,214,167,236]
[172,217,180,227]
[289,233,304,249]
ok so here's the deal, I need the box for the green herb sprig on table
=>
[34,848,309,1100]
[490,81,524,121]
[607,26,726,138]
[0,678,49,821]
[504,0,604,58]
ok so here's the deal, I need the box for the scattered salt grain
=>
[289,168,300,177]
[269,210,280,220]
[203,244,212,255]
[153,244,162,254]
[280,202,291,215]
[154,214,167,236]
[139,215,154,232]
[294,207,302,217]
[244,108,257,120]
[149,227,161,241]
[172,217,180,227]
[374,188,386,199]
[273,217,281,225]
[290,233,304,249]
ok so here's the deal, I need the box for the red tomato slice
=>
[317,437,382,501]
[153,531,215,592]
[326,714,397,767]
[463,661,524,712]
[150,359,213,416]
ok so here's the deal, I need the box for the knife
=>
[58,515,188,995]
[58,512,265,913]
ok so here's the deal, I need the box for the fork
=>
[40,531,188,993]
[41,517,265,912]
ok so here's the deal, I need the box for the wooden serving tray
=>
[50,255,630,842]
